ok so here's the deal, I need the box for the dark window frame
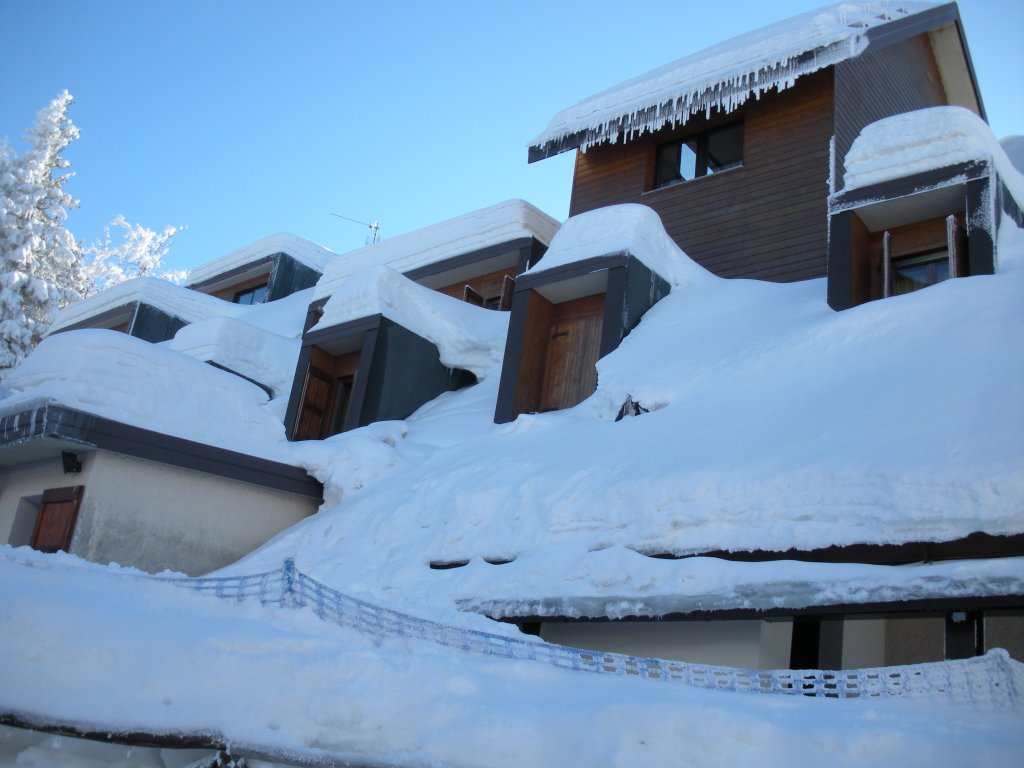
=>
[652,122,744,190]
[233,282,269,305]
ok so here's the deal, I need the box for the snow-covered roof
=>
[312,265,509,378]
[2,330,293,463]
[530,2,937,157]
[521,204,711,289]
[842,106,1024,202]
[313,200,560,300]
[47,276,240,334]
[186,232,337,288]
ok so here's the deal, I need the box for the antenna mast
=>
[332,213,381,244]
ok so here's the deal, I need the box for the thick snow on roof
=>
[1,330,291,462]
[186,232,336,288]
[47,276,240,333]
[1002,135,1024,174]
[522,204,712,288]
[313,266,509,379]
[313,199,560,300]
[842,106,1024,202]
[531,2,935,156]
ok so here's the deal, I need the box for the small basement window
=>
[234,282,268,305]
[890,250,950,296]
[654,123,743,189]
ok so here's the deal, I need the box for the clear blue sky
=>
[2,0,1021,274]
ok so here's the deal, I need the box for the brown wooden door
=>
[294,347,336,440]
[539,294,604,412]
[31,486,84,553]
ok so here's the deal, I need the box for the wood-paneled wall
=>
[568,71,835,283]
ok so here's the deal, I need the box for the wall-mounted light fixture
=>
[62,451,82,474]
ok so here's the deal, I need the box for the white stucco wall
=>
[2,450,319,576]
[539,620,790,668]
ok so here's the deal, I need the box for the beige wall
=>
[1,450,318,576]
[539,619,793,669]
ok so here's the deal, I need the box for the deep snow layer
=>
[2,548,1022,768]
[185,232,337,288]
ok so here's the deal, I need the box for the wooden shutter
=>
[498,275,515,311]
[462,284,485,307]
[539,294,605,412]
[293,347,336,440]
[31,486,84,553]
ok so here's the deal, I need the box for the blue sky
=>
[2,0,1022,274]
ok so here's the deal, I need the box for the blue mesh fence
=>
[159,558,1024,711]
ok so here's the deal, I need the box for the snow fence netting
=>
[156,559,1024,711]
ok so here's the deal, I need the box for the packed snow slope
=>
[1,206,1023,766]
[227,207,1024,620]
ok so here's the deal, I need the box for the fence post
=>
[282,558,299,607]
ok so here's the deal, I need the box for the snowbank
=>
[842,106,1024,204]
[312,265,509,378]
[313,199,559,299]
[47,276,240,334]
[186,232,337,288]
[522,204,712,289]
[531,2,933,155]
[2,548,1022,768]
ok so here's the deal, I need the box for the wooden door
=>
[539,294,605,412]
[293,347,337,440]
[31,486,84,553]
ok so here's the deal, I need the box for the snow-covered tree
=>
[1,92,186,374]
[83,215,187,296]
[0,90,85,372]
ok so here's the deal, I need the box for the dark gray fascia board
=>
[514,252,630,293]
[828,160,989,215]
[0,403,322,500]
[185,253,276,292]
[402,237,539,282]
[49,302,139,334]
[302,312,382,347]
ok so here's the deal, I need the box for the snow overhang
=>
[186,233,336,291]
[450,548,1024,622]
[528,3,972,161]
[313,200,559,300]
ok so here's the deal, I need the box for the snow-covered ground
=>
[1,202,1023,764]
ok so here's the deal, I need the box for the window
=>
[234,283,268,305]
[890,250,950,296]
[654,123,743,189]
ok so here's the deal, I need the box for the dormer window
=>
[234,283,268,305]
[889,250,950,296]
[654,123,744,189]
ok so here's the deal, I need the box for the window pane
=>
[705,123,743,174]
[892,251,949,295]
[655,140,698,188]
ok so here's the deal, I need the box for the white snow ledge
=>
[530,2,934,157]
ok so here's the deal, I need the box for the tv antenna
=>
[332,213,380,244]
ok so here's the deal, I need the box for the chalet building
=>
[827,106,1024,309]
[494,206,671,423]
[287,201,557,441]
[529,2,985,289]
[0,401,322,576]
[46,276,225,344]
[185,232,333,305]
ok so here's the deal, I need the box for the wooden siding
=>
[568,70,836,282]
[834,34,947,182]
[437,266,516,306]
